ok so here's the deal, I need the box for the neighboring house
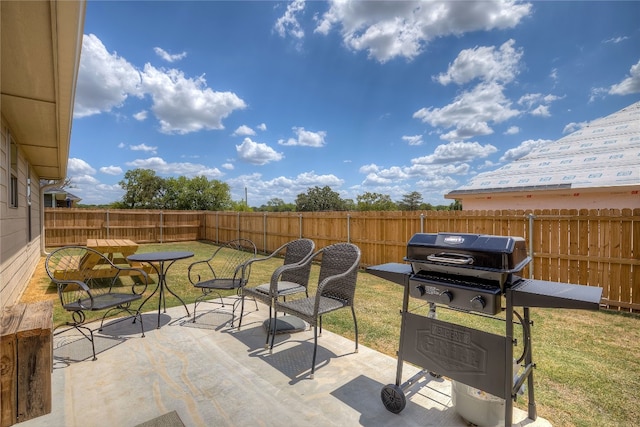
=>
[445,101,640,210]
[44,187,82,208]
[0,1,86,309]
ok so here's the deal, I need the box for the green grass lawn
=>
[32,240,640,427]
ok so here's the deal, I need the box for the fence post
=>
[347,214,351,243]
[263,213,267,253]
[528,213,536,279]
[160,211,164,243]
[420,213,424,233]
[237,212,240,239]
[216,212,219,244]
[106,210,110,239]
[299,214,303,239]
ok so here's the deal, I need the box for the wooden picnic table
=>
[81,239,154,277]
[86,239,139,266]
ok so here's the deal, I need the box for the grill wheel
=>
[380,384,406,414]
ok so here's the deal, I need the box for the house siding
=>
[0,117,43,309]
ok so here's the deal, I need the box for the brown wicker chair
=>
[269,242,361,378]
[187,239,257,327]
[45,246,149,361]
[242,238,315,336]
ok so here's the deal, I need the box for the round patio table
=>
[127,251,194,328]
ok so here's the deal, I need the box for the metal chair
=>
[242,238,315,336]
[187,239,257,327]
[269,242,361,378]
[45,246,149,361]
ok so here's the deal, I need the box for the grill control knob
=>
[471,296,486,311]
[416,285,426,296]
[440,290,453,303]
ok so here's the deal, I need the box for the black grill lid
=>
[406,232,530,273]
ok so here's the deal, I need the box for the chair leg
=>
[310,324,318,379]
[264,304,273,349]
[237,293,245,329]
[351,306,359,353]
[269,307,278,353]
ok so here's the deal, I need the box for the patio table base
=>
[263,317,306,335]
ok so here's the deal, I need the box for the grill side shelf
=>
[509,279,602,310]
[366,263,412,286]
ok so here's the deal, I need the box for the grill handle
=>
[426,252,474,265]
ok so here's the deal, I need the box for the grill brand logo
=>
[443,235,465,245]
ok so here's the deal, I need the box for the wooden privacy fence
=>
[44,208,639,312]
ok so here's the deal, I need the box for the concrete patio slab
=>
[18,300,551,427]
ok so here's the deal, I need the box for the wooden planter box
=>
[0,301,53,427]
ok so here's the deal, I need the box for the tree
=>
[118,169,164,209]
[356,192,397,211]
[449,199,462,210]
[117,169,232,210]
[256,198,295,212]
[397,191,423,211]
[295,186,347,211]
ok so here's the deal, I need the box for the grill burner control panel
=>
[409,273,503,315]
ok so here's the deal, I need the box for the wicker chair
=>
[269,242,361,378]
[187,239,257,327]
[45,246,149,361]
[242,239,315,336]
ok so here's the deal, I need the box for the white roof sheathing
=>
[447,101,640,196]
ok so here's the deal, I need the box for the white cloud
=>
[74,34,246,134]
[99,166,123,175]
[402,135,423,146]
[153,47,187,62]
[226,171,344,205]
[603,36,629,44]
[530,105,550,117]
[257,123,267,131]
[500,139,553,162]
[414,82,519,139]
[436,39,522,85]
[141,64,246,134]
[236,138,284,165]
[133,110,148,121]
[129,143,157,153]
[274,0,305,39]
[222,163,234,170]
[67,158,97,175]
[74,34,142,118]
[505,126,520,135]
[359,163,380,174]
[563,121,588,134]
[411,141,498,165]
[440,122,494,141]
[609,59,640,95]
[233,125,256,136]
[278,127,327,147]
[315,0,531,63]
[125,157,224,179]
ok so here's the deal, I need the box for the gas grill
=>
[367,232,602,426]
[405,232,530,315]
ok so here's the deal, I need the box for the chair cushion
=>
[278,295,347,324]
[255,281,306,296]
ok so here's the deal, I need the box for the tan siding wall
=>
[0,117,42,310]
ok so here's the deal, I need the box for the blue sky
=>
[68,0,640,207]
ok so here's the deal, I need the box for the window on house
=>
[10,133,18,208]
